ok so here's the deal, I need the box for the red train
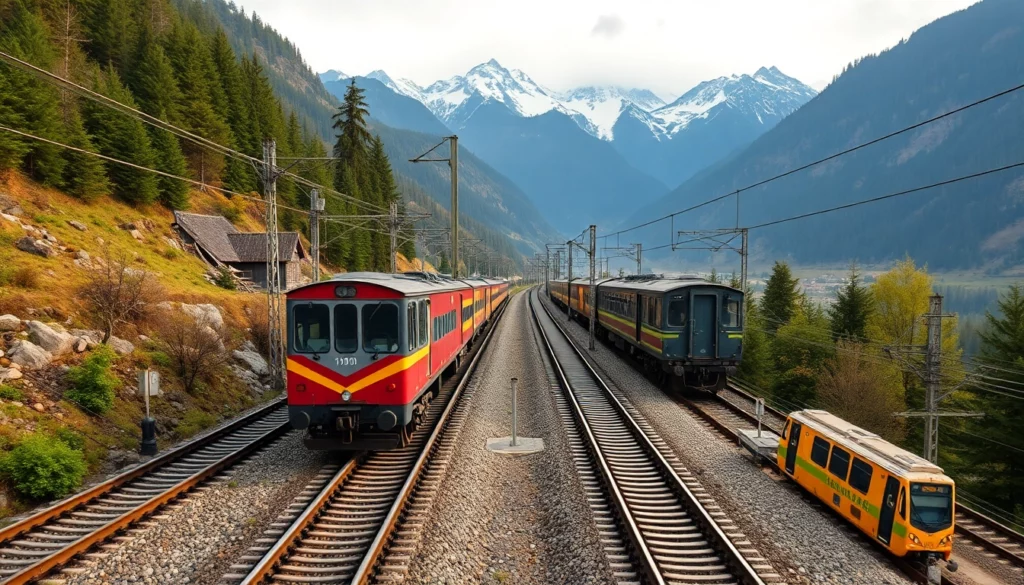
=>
[286,272,509,450]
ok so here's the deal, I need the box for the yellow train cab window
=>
[810,437,831,467]
[849,458,873,494]
[828,446,852,481]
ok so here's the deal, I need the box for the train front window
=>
[668,298,687,327]
[333,304,357,354]
[363,303,399,354]
[293,304,330,354]
[910,483,953,532]
[722,297,740,328]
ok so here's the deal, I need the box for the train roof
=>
[790,410,949,480]
[290,271,471,296]
[551,275,741,294]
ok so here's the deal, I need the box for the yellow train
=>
[779,410,955,563]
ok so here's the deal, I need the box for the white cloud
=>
[591,14,625,38]
[233,0,981,97]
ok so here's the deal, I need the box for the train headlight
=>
[335,286,357,298]
[909,533,922,546]
[342,391,352,401]
[938,535,952,546]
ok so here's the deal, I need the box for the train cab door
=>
[635,295,643,342]
[877,476,900,545]
[690,294,717,358]
[785,422,801,475]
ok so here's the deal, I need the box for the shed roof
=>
[173,211,304,264]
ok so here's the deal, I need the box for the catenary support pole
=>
[589,225,596,350]
[263,139,284,388]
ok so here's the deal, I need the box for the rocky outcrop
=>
[15,236,58,258]
[25,321,74,356]
[107,335,135,356]
[179,303,224,331]
[0,367,22,381]
[0,314,21,331]
[67,220,88,231]
[7,340,52,369]
[233,341,269,376]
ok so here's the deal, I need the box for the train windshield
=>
[334,304,357,354]
[668,296,687,327]
[363,303,399,354]
[909,483,953,532]
[293,303,330,353]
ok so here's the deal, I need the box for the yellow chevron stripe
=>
[728,333,743,339]
[462,299,473,308]
[462,319,472,332]
[287,346,430,396]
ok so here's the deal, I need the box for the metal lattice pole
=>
[389,201,398,273]
[588,225,596,350]
[924,294,942,463]
[309,189,322,281]
[567,240,573,320]
[264,139,285,389]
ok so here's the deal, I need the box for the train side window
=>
[333,304,358,354]
[898,487,907,519]
[782,420,791,441]
[418,301,428,347]
[828,446,852,481]
[849,458,874,494]
[668,298,687,327]
[722,297,740,328]
[293,304,330,353]
[407,304,417,350]
[810,437,831,467]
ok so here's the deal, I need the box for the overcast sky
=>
[236,0,979,97]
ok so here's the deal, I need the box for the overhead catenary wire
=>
[0,49,390,215]
[597,79,1024,242]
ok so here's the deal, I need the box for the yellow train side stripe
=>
[597,310,679,340]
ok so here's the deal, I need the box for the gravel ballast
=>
[404,292,615,585]
[58,432,330,585]
[546,293,914,585]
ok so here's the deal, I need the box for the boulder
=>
[75,249,90,261]
[73,338,88,353]
[233,344,269,376]
[180,303,224,330]
[67,220,88,231]
[4,205,23,217]
[32,403,44,413]
[69,329,102,350]
[25,321,74,356]
[0,367,22,381]
[163,237,181,250]
[7,340,52,369]
[0,314,20,331]
[15,237,57,258]
[107,335,135,356]
[129,229,143,241]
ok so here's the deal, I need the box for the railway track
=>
[0,399,290,584]
[682,379,1024,581]
[232,297,508,585]
[530,290,776,585]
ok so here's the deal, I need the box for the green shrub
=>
[175,409,216,437]
[65,345,119,414]
[216,202,242,224]
[0,433,87,500]
[0,386,24,401]
[162,248,180,260]
[54,427,85,451]
[149,350,172,368]
[213,266,236,290]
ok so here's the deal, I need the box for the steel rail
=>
[0,400,289,584]
[531,290,767,585]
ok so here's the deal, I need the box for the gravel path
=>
[404,292,615,585]
[57,432,330,585]
[545,293,914,585]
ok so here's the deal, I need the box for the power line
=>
[598,79,1024,242]
[0,49,389,215]
[745,160,1024,230]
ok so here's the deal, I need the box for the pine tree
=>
[828,263,874,340]
[332,79,373,271]
[708,267,721,283]
[0,70,30,170]
[149,128,189,209]
[85,0,138,73]
[61,108,109,201]
[761,261,800,331]
[963,285,1024,515]
[128,29,181,123]
[84,68,159,205]
[0,0,66,186]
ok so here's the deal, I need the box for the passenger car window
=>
[418,301,428,346]
[407,304,417,350]
[668,299,687,327]
[293,304,330,353]
[828,446,852,481]
[722,297,740,327]
[363,303,399,354]
[333,304,357,353]
[810,436,830,467]
[849,458,874,494]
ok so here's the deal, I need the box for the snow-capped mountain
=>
[553,86,665,140]
[319,69,348,83]
[635,66,818,140]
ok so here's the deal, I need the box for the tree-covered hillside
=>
[628,0,1024,272]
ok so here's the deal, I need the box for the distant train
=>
[286,272,508,451]
[549,275,743,392]
[781,410,956,565]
